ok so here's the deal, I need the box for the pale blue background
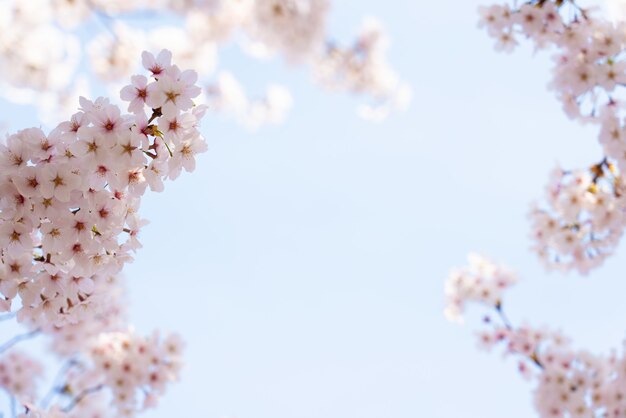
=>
[3,0,626,417]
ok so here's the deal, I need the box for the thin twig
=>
[0,329,41,354]
[0,312,15,322]
[494,302,544,369]
[84,0,118,40]
[10,395,16,418]
[62,384,104,412]
[40,359,79,409]
[494,301,513,330]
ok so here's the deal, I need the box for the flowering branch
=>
[448,3,626,414]
[0,0,410,126]
[494,301,513,330]
[0,48,205,417]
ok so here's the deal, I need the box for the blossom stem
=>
[160,137,174,157]
[494,303,544,369]
[148,108,162,124]
[143,150,158,159]
[494,302,513,330]
[529,352,544,369]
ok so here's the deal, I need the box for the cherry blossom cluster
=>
[477,0,626,272]
[446,255,626,417]
[206,72,294,129]
[0,49,206,330]
[72,330,183,415]
[313,18,412,122]
[0,0,410,126]
[1,329,182,417]
[447,1,615,411]
[0,49,205,417]
[447,3,626,415]
[92,333,182,413]
[475,323,570,381]
[42,275,127,357]
[479,0,626,127]
[444,253,518,323]
[529,159,626,273]
[0,351,43,404]
[246,0,328,62]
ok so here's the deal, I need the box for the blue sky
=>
[4,0,626,417]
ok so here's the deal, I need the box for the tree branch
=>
[0,329,41,354]
[62,384,105,412]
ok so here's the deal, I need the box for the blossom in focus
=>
[0,49,204,416]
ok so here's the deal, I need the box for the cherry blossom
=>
[206,71,294,129]
[0,351,43,404]
[247,0,328,62]
[0,0,410,126]
[446,255,626,418]
[448,2,626,417]
[529,160,626,273]
[444,253,518,322]
[314,18,412,122]
[0,49,205,417]
[477,0,626,272]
